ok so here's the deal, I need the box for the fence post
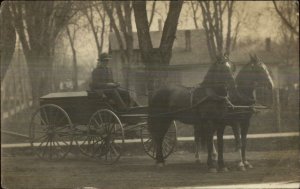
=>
[1,84,4,123]
[275,88,282,132]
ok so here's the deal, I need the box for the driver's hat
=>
[98,53,112,63]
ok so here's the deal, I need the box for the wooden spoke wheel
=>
[29,104,73,161]
[141,121,177,160]
[78,109,124,164]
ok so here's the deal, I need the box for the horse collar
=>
[237,89,256,105]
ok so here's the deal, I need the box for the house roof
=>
[230,41,287,65]
[109,29,294,66]
[109,29,211,65]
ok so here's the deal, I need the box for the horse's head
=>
[214,54,236,88]
[237,54,274,90]
[202,54,236,97]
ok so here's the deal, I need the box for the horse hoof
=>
[212,154,218,161]
[218,167,228,173]
[238,162,246,171]
[238,166,246,171]
[208,168,217,173]
[244,161,253,169]
[156,163,165,168]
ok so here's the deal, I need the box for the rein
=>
[118,86,149,96]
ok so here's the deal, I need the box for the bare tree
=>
[66,25,79,91]
[271,1,299,67]
[230,3,246,51]
[272,1,299,67]
[0,2,16,81]
[273,0,299,36]
[9,1,76,105]
[133,1,183,99]
[190,1,200,29]
[81,1,107,56]
[103,1,134,89]
[198,1,235,60]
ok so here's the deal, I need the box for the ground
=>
[1,150,299,189]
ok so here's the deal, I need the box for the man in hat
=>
[90,53,134,111]
[90,52,117,89]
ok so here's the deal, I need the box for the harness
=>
[189,87,195,107]
[148,86,230,117]
[190,85,231,105]
[235,86,256,105]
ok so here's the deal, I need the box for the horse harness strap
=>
[190,87,231,108]
[149,87,231,117]
[190,88,195,108]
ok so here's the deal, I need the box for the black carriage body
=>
[40,91,110,125]
[32,91,177,162]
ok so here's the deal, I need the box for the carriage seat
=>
[88,82,119,98]
[87,89,106,98]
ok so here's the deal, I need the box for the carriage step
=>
[119,114,148,118]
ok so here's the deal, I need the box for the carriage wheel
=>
[141,121,177,160]
[78,109,124,164]
[29,104,73,161]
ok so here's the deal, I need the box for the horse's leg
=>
[212,138,217,161]
[194,124,201,163]
[241,119,253,169]
[148,117,164,167]
[232,122,245,171]
[217,123,228,172]
[232,124,241,152]
[155,135,164,167]
[206,122,217,173]
[155,120,171,167]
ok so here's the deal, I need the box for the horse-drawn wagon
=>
[29,54,273,172]
[29,90,177,164]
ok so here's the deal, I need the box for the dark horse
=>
[194,54,274,171]
[148,55,236,171]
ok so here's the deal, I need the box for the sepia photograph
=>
[1,1,299,188]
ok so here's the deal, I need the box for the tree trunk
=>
[10,1,75,106]
[66,26,78,91]
[71,49,78,91]
[133,1,183,100]
[133,1,154,100]
[0,2,16,81]
[104,1,134,91]
[26,54,53,107]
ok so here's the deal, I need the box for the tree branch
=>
[148,1,156,28]
[273,0,299,36]
[225,1,234,55]
[103,1,125,52]
[132,1,153,65]
[191,1,199,29]
[159,0,184,64]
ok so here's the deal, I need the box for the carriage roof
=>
[40,91,88,99]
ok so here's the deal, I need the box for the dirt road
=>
[1,150,299,189]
